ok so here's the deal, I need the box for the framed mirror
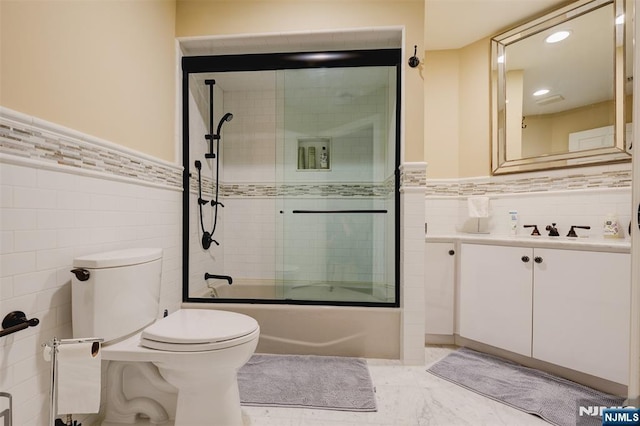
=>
[491,0,632,175]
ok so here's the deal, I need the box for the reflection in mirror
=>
[491,0,632,174]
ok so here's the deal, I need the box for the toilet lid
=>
[140,309,259,352]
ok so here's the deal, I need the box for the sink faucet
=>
[523,225,540,236]
[567,225,591,238]
[545,223,559,236]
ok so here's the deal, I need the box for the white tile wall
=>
[399,162,428,365]
[426,187,632,240]
[220,198,276,280]
[0,159,182,425]
[223,89,277,183]
[401,187,427,365]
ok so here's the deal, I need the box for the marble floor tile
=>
[242,345,550,426]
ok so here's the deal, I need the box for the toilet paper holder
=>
[0,392,11,426]
[42,336,104,426]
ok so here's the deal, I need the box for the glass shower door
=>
[276,66,397,305]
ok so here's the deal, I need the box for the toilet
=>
[71,248,259,425]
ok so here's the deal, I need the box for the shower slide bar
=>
[292,210,388,214]
[42,336,104,426]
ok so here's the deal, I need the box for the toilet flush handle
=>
[71,268,90,281]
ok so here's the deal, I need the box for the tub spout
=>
[204,273,233,285]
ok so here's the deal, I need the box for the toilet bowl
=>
[71,248,260,425]
[103,309,259,425]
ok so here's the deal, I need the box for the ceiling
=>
[182,2,572,55]
[425,0,570,50]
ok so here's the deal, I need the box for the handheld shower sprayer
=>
[216,113,234,137]
[205,112,234,159]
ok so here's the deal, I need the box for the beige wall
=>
[0,0,177,162]
[523,100,615,155]
[2,0,424,164]
[424,49,459,177]
[424,39,491,178]
[458,38,491,178]
[176,0,425,162]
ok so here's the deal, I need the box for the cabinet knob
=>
[521,255,530,263]
[534,256,543,264]
[448,250,455,256]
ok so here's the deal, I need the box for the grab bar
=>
[291,210,387,214]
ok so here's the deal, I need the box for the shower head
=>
[215,113,234,137]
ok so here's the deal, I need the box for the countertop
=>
[425,233,631,253]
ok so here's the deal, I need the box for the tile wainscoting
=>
[425,163,633,238]
[0,107,182,425]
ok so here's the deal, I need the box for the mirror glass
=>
[491,0,632,174]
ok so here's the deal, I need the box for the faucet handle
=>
[566,225,591,238]
[545,223,560,236]
[523,225,540,236]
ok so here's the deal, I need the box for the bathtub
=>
[203,279,391,303]
[185,280,400,359]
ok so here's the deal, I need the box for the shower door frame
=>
[181,49,401,307]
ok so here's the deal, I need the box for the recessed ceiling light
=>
[536,94,565,105]
[533,89,550,97]
[545,31,571,44]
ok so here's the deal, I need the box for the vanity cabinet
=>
[459,242,630,384]
[532,248,630,385]
[424,242,455,336]
[459,244,533,356]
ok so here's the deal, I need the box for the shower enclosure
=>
[182,50,400,307]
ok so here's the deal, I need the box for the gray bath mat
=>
[427,347,624,426]
[238,354,377,412]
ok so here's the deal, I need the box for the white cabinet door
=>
[533,248,631,384]
[459,244,533,356]
[425,242,455,335]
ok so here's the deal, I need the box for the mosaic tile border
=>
[0,109,182,189]
[426,168,632,197]
[400,163,427,189]
[192,164,410,198]
[190,175,395,198]
[14,107,616,199]
[0,107,408,198]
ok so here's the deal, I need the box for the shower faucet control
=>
[201,232,219,250]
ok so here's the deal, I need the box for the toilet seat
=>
[140,309,259,352]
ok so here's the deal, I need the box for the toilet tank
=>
[71,248,163,343]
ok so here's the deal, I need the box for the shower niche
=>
[297,138,330,171]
